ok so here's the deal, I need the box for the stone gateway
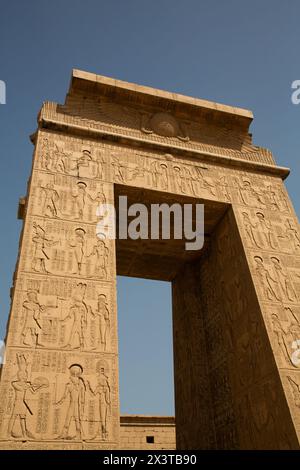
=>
[0,70,300,449]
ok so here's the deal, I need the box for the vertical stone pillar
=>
[0,129,120,449]
[172,262,215,449]
[173,203,300,449]
[232,175,300,447]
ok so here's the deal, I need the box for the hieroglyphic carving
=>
[42,97,275,165]
[217,175,232,202]
[202,209,298,449]
[287,375,300,407]
[253,255,298,303]
[87,360,111,440]
[7,353,49,440]
[109,150,221,199]
[35,134,107,181]
[34,131,294,217]
[7,275,115,353]
[88,295,110,351]
[270,257,297,302]
[20,218,112,280]
[21,290,44,347]
[236,178,266,208]
[30,173,110,223]
[278,219,300,252]
[0,125,118,448]
[0,350,117,443]
[242,212,277,249]
[234,177,292,214]
[55,364,86,439]
[270,306,300,368]
[31,222,60,274]
[2,73,300,450]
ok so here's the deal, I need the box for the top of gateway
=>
[68,69,253,131]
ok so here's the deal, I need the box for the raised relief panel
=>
[28,172,113,224]
[242,211,276,250]
[109,150,221,201]
[140,111,190,141]
[57,89,275,165]
[6,274,117,354]
[265,305,300,369]
[233,176,291,212]
[0,350,118,445]
[277,218,300,254]
[251,254,300,304]
[285,373,300,409]
[237,208,281,251]
[19,217,114,281]
[35,133,109,182]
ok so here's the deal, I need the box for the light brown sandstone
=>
[0,70,299,449]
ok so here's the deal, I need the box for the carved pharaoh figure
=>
[87,364,111,440]
[282,219,300,251]
[89,294,110,350]
[77,150,93,178]
[287,376,300,407]
[21,291,43,347]
[153,161,169,191]
[61,283,88,349]
[69,228,86,275]
[55,146,72,174]
[270,257,297,302]
[111,155,126,183]
[173,165,186,194]
[218,175,231,201]
[256,212,277,249]
[95,153,104,180]
[237,179,265,208]
[264,185,289,212]
[56,364,86,440]
[8,354,48,440]
[197,167,217,196]
[31,223,58,273]
[88,189,107,222]
[72,182,87,220]
[242,212,261,248]
[254,256,281,301]
[271,313,292,365]
[88,239,108,279]
[41,183,60,218]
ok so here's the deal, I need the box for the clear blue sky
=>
[0,0,299,415]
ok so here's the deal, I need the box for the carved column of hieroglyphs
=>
[203,207,298,449]
[173,205,299,449]
[0,130,119,449]
[231,173,300,445]
[108,143,300,448]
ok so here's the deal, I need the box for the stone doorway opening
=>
[114,184,235,449]
[117,276,174,416]
[117,276,175,449]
